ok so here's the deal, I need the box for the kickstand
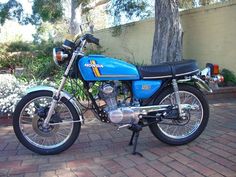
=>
[132,131,143,157]
[128,124,143,157]
[129,131,135,146]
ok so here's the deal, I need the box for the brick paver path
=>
[0,97,236,177]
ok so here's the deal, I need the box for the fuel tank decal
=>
[79,55,140,81]
[90,60,101,77]
[84,61,104,68]
[85,60,137,78]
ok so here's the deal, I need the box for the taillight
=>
[213,64,219,75]
[206,63,220,75]
[203,63,224,83]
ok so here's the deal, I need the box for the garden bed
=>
[0,115,12,126]
[206,86,236,99]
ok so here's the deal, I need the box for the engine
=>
[99,82,140,125]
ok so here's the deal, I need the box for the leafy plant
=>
[0,40,60,69]
[0,51,34,68]
[85,45,106,55]
[220,69,236,86]
[6,41,33,52]
[0,40,106,102]
[0,74,35,116]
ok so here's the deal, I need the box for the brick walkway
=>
[0,97,236,177]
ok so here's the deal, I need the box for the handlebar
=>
[72,33,100,52]
[80,34,99,45]
[82,34,100,46]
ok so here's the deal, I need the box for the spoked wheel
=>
[148,84,209,145]
[13,91,81,155]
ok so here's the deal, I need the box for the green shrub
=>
[18,56,58,80]
[85,45,106,55]
[221,69,236,86]
[35,40,61,57]
[0,74,33,115]
[1,40,106,101]
[0,40,60,68]
[6,41,33,52]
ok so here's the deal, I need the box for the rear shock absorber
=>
[172,79,183,117]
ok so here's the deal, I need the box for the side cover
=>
[132,80,162,99]
[78,55,140,81]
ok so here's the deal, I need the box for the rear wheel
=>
[148,84,209,145]
[13,91,81,155]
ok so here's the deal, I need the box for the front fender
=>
[26,86,83,122]
[178,76,212,93]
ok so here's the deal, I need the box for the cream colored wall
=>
[181,1,236,71]
[95,20,155,65]
[95,0,236,72]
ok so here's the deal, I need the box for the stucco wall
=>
[95,0,236,72]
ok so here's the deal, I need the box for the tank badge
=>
[142,85,151,90]
[85,60,102,77]
[84,61,103,68]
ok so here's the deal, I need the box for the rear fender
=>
[26,86,83,122]
[178,75,212,93]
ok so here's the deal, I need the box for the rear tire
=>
[148,84,209,145]
[13,91,81,155]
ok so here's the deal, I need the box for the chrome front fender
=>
[26,86,83,122]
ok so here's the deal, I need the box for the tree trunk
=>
[70,0,79,35]
[151,0,183,64]
[200,0,210,6]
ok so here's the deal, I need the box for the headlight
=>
[53,48,69,66]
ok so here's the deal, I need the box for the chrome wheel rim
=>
[158,91,203,139]
[19,96,74,149]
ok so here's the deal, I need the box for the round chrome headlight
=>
[53,48,69,66]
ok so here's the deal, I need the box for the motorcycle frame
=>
[39,44,212,127]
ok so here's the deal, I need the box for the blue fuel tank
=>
[78,55,140,81]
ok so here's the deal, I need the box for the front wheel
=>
[13,91,81,155]
[148,84,209,145]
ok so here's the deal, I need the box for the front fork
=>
[43,50,83,127]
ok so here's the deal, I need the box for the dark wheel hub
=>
[37,107,49,118]
[173,111,190,126]
[32,117,59,137]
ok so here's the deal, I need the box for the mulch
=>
[0,116,12,127]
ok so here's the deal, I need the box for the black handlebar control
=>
[83,34,100,46]
[63,39,75,50]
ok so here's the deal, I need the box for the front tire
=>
[148,84,209,145]
[13,91,81,155]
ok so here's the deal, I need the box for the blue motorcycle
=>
[13,34,212,156]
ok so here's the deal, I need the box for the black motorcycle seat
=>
[138,59,199,79]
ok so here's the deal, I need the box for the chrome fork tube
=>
[172,79,183,116]
[43,50,82,127]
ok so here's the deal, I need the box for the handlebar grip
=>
[90,36,99,45]
[83,34,100,45]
